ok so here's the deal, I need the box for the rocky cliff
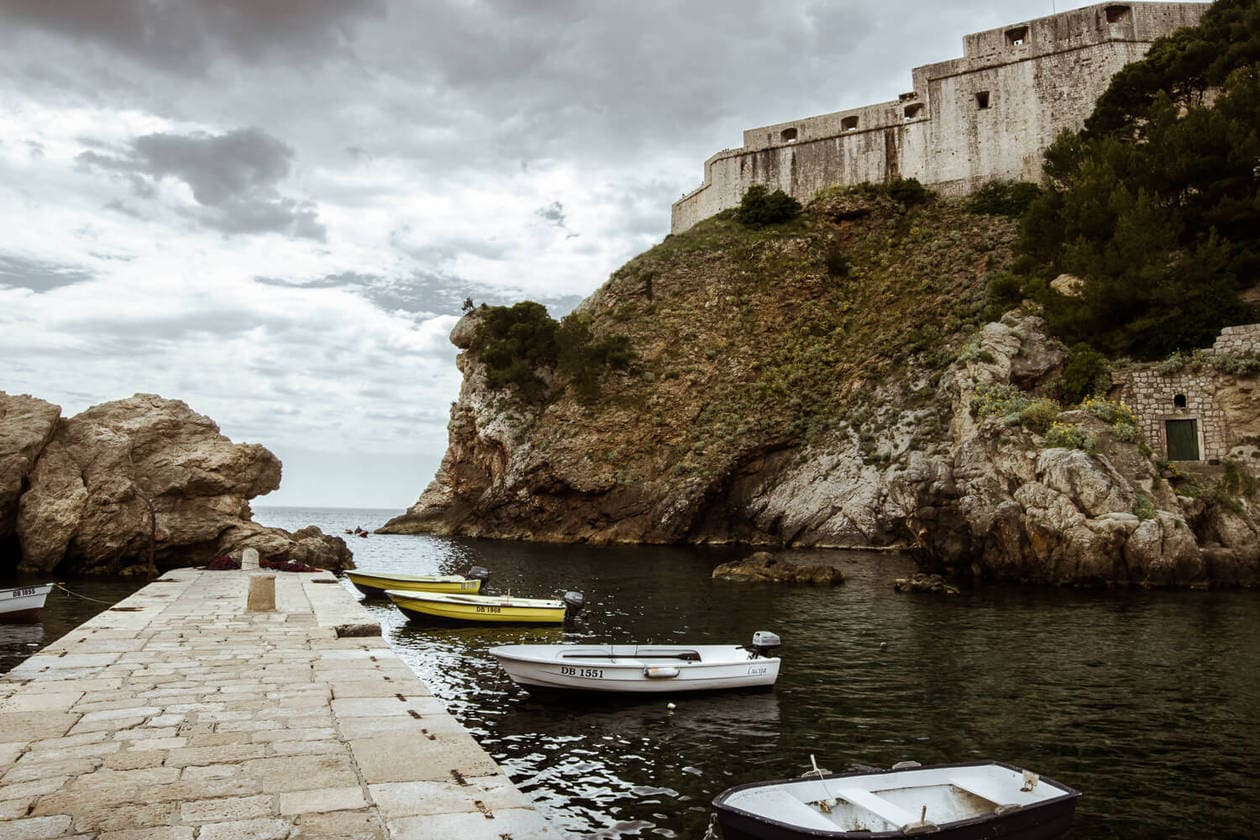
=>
[382,191,1259,587]
[0,392,351,576]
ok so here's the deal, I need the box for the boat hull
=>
[345,571,483,599]
[491,644,780,694]
[0,584,53,623]
[387,591,567,624]
[713,762,1079,840]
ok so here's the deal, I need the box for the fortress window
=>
[903,103,924,120]
[1105,5,1132,24]
[841,116,859,132]
[1005,26,1029,47]
[780,128,798,143]
[1174,394,1188,408]
[975,91,991,110]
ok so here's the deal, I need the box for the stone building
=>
[672,1,1209,234]
[1114,325,1260,466]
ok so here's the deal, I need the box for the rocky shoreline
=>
[1,392,351,576]
[380,234,1259,589]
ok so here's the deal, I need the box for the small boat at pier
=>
[346,567,491,598]
[386,589,585,625]
[712,760,1080,839]
[0,583,54,622]
[490,631,782,694]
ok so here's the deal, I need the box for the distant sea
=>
[252,506,1260,839]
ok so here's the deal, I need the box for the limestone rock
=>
[11,394,351,575]
[1049,273,1085,297]
[711,551,844,585]
[893,573,959,595]
[0,393,61,547]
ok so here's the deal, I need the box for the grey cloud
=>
[78,128,325,240]
[536,201,567,228]
[0,254,94,292]
[0,0,385,75]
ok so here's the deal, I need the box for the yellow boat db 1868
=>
[385,590,585,624]
[345,567,491,598]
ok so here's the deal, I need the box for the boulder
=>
[712,551,844,585]
[0,393,61,552]
[12,394,351,575]
[893,573,959,595]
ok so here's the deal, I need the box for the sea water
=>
[254,506,1260,839]
[6,506,1256,838]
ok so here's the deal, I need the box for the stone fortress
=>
[672,1,1210,234]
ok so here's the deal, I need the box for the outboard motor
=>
[750,630,782,658]
[562,591,586,620]
[465,566,492,582]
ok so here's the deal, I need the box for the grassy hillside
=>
[479,187,1018,500]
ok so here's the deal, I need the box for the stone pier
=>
[0,568,565,839]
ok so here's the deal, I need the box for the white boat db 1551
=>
[712,760,1080,840]
[490,631,782,694]
[0,583,53,622]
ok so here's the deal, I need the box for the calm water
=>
[252,506,1260,839]
[0,577,148,674]
[5,508,1257,838]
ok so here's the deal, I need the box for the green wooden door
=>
[1165,419,1200,461]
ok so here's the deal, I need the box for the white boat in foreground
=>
[0,583,53,622]
[713,760,1080,840]
[490,631,781,694]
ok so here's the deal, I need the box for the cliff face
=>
[383,192,1260,587]
[0,392,351,576]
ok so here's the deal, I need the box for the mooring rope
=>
[53,582,118,605]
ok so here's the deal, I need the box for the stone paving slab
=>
[0,568,567,839]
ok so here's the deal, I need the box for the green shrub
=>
[971,383,1031,420]
[1044,421,1096,452]
[736,184,802,227]
[965,180,1041,217]
[1134,495,1156,521]
[981,272,1024,322]
[472,301,559,401]
[824,243,851,277]
[1018,399,1061,434]
[888,177,930,207]
[1058,344,1110,405]
[473,303,635,403]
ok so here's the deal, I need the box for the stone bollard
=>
[241,547,260,570]
[247,574,276,612]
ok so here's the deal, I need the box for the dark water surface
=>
[0,577,147,674]
[8,506,1256,838]
[255,508,1260,838]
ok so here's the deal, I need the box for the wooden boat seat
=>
[833,786,921,828]
[948,775,1020,807]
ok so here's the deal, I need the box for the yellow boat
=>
[386,590,586,625]
[345,567,490,599]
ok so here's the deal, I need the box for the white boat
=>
[712,760,1080,840]
[0,583,53,622]
[490,631,782,694]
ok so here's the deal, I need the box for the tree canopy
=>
[1018,0,1259,359]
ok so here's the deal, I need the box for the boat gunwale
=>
[345,571,470,585]
[490,644,779,668]
[712,761,1081,839]
[385,590,564,609]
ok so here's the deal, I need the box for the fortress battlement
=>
[672,2,1209,233]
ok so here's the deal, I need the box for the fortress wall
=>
[672,2,1210,233]
[923,40,1152,194]
[671,122,932,233]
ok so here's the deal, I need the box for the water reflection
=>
[255,508,1260,839]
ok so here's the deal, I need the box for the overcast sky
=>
[0,0,1148,508]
